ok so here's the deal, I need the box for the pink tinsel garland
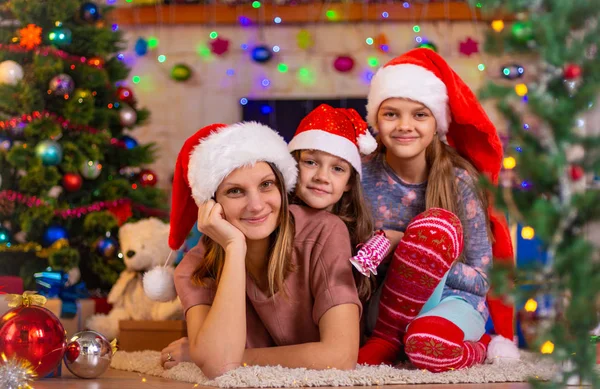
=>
[0,44,104,69]
[0,190,165,219]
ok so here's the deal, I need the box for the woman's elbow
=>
[329,347,358,370]
[200,364,234,380]
[191,351,238,379]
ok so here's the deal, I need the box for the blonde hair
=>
[191,163,295,297]
[291,150,376,301]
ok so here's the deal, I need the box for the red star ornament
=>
[210,37,230,56]
[459,37,479,56]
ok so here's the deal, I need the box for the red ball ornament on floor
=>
[117,86,134,104]
[139,169,158,187]
[563,64,582,80]
[0,305,67,378]
[570,165,585,181]
[62,172,83,192]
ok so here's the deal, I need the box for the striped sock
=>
[404,316,491,372]
[358,208,463,366]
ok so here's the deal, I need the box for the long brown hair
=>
[291,150,376,300]
[191,163,295,297]
[424,136,493,252]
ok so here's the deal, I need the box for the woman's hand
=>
[160,337,191,369]
[197,200,246,251]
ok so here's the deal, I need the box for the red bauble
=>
[62,172,83,192]
[65,340,80,363]
[0,306,66,378]
[117,86,134,104]
[564,64,582,80]
[333,55,355,73]
[570,165,585,181]
[139,169,158,187]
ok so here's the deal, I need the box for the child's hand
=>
[383,230,404,262]
[350,231,391,276]
[197,200,246,251]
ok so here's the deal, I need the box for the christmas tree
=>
[474,0,600,386]
[0,0,167,291]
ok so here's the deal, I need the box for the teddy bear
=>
[86,218,183,340]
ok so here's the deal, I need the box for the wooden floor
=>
[34,364,533,389]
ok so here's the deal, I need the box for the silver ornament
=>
[564,78,581,96]
[0,60,24,85]
[49,74,75,96]
[0,356,36,389]
[64,330,113,379]
[119,106,137,127]
[80,160,102,179]
[573,117,587,136]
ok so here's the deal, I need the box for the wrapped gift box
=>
[90,296,112,314]
[118,320,187,352]
[45,298,96,337]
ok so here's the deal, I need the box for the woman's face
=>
[376,97,437,162]
[215,162,282,242]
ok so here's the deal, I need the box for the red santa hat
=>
[367,48,502,184]
[168,121,298,251]
[367,48,518,359]
[144,122,298,303]
[288,104,377,176]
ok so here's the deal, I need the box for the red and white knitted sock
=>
[404,316,491,372]
[358,208,463,366]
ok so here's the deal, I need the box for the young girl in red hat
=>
[357,48,518,371]
[288,103,380,301]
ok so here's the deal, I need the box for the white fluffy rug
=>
[110,350,556,387]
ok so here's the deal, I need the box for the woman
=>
[161,122,361,378]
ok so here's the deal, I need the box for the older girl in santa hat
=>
[155,122,362,378]
[357,48,519,371]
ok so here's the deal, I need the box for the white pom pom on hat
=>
[143,265,177,302]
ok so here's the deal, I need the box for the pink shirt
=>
[175,204,362,348]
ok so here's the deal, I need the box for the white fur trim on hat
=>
[188,121,298,204]
[288,129,362,176]
[366,63,449,134]
[487,335,520,363]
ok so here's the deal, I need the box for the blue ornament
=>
[96,237,118,258]
[0,135,12,151]
[251,45,273,64]
[135,38,148,56]
[120,135,138,149]
[43,225,69,247]
[48,27,72,46]
[80,2,101,23]
[35,140,63,166]
[0,226,10,245]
